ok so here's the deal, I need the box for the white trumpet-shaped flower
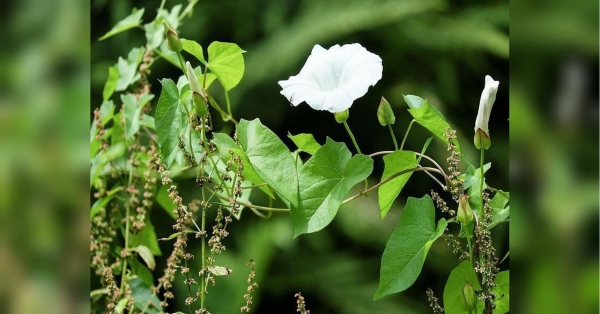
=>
[474,75,499,149]
[278,44,383,113]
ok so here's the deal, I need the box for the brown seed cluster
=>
[294,292,310,314]
[240,259,258,312]
[426,288,445,314]
[474,192,499,305]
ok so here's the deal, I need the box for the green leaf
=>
[288,133,321,155]
[122,92,154,140]
[115,47,145,91]
[211,132,275,199]
[156,42,181,69]
[99,100,115,126]
[181,39,206,64]
[236,119,298,206]
[294,138,373,237]
[488,191,509,229]
[130,259,154,287]
[404,95,461,153]
[403,95,426,109]
[129,277,162,313]
[90,186,123,218]
[129,221,162,256]
[443,260,484,314]
[156,184,177,219]
[99,8,145,41]
[115,298,128,314]
[144,19,164,50]
[493,271,510,313]
[207,41,245,91]
[155,79,183,167]
[463,163,490,218]
[374,195,447,300]
[378,150,417,219]
[133,245,156,270]
[103,66,119,100]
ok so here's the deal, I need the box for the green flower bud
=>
[474,128,491,150]
[162,21,182,52]
[334,109,350,123]
[457,195,474,225]
[462,281,477,310]
[193,91,209,118]
[377,96,395,126]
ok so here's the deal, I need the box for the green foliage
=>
[294,139,373,237]
[404,94,462,153]
[207,42,245,91]
[155,79,183,167]
[289,133,322,155]
[443,261,509,314]
[99,8,145,41]
[443,261,483,314]
[375,195,447,300]
[236,119,299,207]
[378,150,418,219]
[91,2,509,312]
[129,277,163,313]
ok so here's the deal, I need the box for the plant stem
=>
[342,120,368,191]
[225,91,233,117]
[387,124,399,150]
[342,120,362,154]
[178,0,199,20]
[120,164,134,294]
[177,51,187,77]
[200,186,207,310]
[400,119,415,150]
[342,167,442,204]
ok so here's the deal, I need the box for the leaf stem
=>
[400,119,415,150]
[178,0,199,21]
[387,124,399,150]
[342,167,442,205]
[120,163,134,294]
[342,120,362,154]
[225,91,233,117]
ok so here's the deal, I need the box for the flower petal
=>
[279,43,382,113]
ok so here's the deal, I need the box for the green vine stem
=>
[387,124,399,150]
[400,119,415,150]
[119,164,134,294]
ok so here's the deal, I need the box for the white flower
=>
[278,44,383,113]
[474,75,499,136]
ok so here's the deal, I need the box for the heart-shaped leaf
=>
[374,195,447,300]
[207,41,245,91]
[293,138,373,237]
[236,119,298,207]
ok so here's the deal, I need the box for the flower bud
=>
[334,109,350,123]
[377,97,396,126]
[193,91,209,118]
[457,195,474,225]
[474,128,491,150]
[162,20,182,52]
[185,62,202,94]
[474,75,498,150]
[462,281,477,310]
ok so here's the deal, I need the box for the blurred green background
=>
[0,0,597,313]
[90,0,508,313]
